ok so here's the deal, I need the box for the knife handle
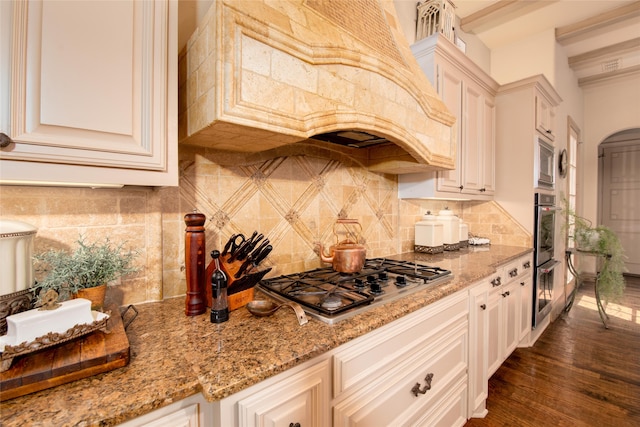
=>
[235,256,253,278]
[253,245,273,266]
[221,234,235,256]
[250,239,270,259]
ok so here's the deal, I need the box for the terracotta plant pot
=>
[75,284,107,311]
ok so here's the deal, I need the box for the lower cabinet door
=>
[467,281,489,418]
[503,280,519,357]
[333,321,468,427]
[518,276,533,343]
[486,287,503,377]
[235,359,330,427]
[116,394,210,427]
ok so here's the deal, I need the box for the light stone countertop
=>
[0,245,531,427]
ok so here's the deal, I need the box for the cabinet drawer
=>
[502,254,533,285]
[408,376,468,427]
[333,321,468,427]
[333,292,468,397]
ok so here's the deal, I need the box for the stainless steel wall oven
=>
[536,138,555,189]
[533,193,560,328]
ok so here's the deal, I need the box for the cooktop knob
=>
[367,275,376,283]
[354,278,365,288]
[395,276,408,287]
[378,272,389,281]
[369,281,383,294]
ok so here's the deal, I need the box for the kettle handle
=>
[333,219,362,244]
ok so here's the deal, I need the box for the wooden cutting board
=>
[0,302,130,401]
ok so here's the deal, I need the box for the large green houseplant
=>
[564,204,626,303]
[32,235,139,308]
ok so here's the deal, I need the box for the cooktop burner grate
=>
[258,258,452,322]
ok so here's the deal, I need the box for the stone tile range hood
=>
[179,0,456,174]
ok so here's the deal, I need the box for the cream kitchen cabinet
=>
[213,355,332,427]
[535,93,556,142]
[400,34,498,201]
[518,269,534,345]
[487,254,534,378]
[486,267,504,379]
[0,0,177,187]
[495,75,562,230]
[117,393,212,427]
[332,290,469,427]
[467,279,490,419]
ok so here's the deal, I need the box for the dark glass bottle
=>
[210,250,229,323]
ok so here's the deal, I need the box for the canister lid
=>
[420,211,438,222]
[0,220,37,238]
[437,208,458,220]
[437,207,453,215]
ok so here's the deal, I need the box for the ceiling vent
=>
[602,59,621,73]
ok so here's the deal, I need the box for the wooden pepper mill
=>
[184,211,207,316]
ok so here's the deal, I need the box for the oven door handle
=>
[539,259,560,274]
[539,206,563,212]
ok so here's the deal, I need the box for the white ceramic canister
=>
[414,211,444,254]
[0,220,38,296]
[459,221,469,248]
[436,208,460,251]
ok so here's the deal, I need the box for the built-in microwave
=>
[536,138,555,189]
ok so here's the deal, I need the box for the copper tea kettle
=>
[318,219,366,273]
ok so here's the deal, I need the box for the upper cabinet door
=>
[436,61,464,192]
[0,0,177,187]
[535,94,555,142]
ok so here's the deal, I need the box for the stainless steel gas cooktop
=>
[257,258,452,324]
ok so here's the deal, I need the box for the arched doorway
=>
[598,128,640,275]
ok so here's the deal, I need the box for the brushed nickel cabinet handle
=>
[411,373,434,397]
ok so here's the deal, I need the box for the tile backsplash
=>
[0,149,530,305]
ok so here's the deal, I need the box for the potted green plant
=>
[564,203,626,303]
[32,235,139,310]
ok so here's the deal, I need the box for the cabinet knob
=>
[411,373,434,397]
[502,291,510,297]
[289,423,301,427]
[479,187,486,192]
[458,185,464,191]
[509,268,518,277]
[491,277,501,287]
[523,261,531,269]
[480,304,486,310]
[521,281,525,286]
[0,132,14,149]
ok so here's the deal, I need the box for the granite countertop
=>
[0,245,531,426]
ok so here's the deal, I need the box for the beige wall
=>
[0,147,528,306]
[582,73,640,225]
[490,29,557,86]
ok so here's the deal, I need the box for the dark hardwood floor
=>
[465,275,640,427]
